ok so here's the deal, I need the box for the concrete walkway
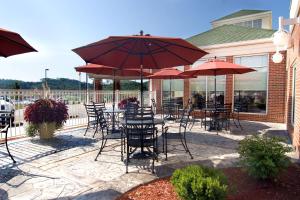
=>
[0,120,293,200]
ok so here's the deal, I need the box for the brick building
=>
[286,0,300,153]
[151,10,287,123]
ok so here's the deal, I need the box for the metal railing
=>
[0,89,156,139]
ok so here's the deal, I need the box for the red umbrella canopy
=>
[72,33,208,69]
[147,68,195,79]
[181,59,255,76]
[0,28,37,57]
[75,64,152,77]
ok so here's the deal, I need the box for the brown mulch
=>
[118,164,300,200]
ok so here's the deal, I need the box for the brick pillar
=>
[94,78,103,103]
[183,65,191,106]
[151,69,162,111]
[225,56,234,105]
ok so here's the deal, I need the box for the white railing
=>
[0,89,156,139]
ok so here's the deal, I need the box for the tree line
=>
[0,78,148,91]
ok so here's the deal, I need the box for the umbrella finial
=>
[140,30,144,36]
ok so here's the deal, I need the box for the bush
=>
[26,123,38,137]
[171,165,227,200]
[238,135,292,180]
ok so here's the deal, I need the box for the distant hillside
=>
[0,78,148,90]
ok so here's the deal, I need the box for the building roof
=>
[213,9,270,22]
[186,24,275,46]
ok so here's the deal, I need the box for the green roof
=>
[186,24,275,46]
[213,10,270,22]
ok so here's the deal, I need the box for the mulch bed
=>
[117,164,300,200]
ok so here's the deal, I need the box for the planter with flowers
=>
[24,99,68,139]
[118,97,139,109]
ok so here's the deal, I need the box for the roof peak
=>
[213,9,271,22]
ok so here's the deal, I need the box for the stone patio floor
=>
[0,120,296,200]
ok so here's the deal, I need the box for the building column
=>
[94,78,103,103]
[225,56,234,105]
[183,65,191,106]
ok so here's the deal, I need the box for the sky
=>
[0,0,290,82]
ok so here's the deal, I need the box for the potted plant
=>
[24,99,68,139]
[118,97,139,109]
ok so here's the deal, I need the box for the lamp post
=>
[272,16,300,63]
[44,68,49,87]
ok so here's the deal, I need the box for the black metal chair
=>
[162,99,177,120]
[232,103,243,129]
[0,111,16,163]
[123,110,158,173]
[94,107,125,161]
[163,107,193,160]
[84,104,98,137]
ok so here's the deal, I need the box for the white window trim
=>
[232,54,269,115]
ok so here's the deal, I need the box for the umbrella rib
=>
[74,37,130,50]
[119,39,139,69]
[88,38,134,63]
[148,39,194,65]
[0,35,36,51]
[142,38,159,68]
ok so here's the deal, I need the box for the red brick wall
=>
[286,17,300,154]
[151,53,287,124]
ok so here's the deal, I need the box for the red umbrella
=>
[181,59,255,107]
[147,68,195,101]
[0,28,37,57]
[72,31,207,106]
[75,64,152,78]
[75,64,152,129]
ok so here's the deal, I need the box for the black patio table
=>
[103,108,126,132]
[203,107,227,131]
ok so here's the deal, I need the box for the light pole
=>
[44,68,49,87]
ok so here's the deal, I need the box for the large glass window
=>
[190,60,226,109]
[162,66,184,107]
[234,55,268,113]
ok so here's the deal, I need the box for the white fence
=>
[0,89,156,139]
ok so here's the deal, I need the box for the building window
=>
[235,19,262,29]
[190,60,226,109]
[292,66,296,125]
[162,66,184,107]
[234,55,268,113]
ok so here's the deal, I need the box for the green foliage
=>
[238,135,292,180]
[171,165,227,200]
[26,123,38,137]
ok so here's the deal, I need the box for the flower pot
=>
[38,122,56,139]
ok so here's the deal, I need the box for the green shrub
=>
[171,165,227,200]
[26,123,38,137]
[238,135,292,180]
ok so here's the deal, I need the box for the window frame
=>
[232,54,269,115]
[189,57,227,107]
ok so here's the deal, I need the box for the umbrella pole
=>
[169,78,172,102]
[112,70,116,130]
[140,65,143,110]
[214,71,217,109]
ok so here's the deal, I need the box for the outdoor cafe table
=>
[120,118,164,159]
[203,107,227,131]
[103,108,126,132]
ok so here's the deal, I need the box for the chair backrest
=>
[0,111,12,144]
[94,106,109,131]
[124,114,156,148]
[85,104,97,118]
[93,101,106,111]
[179,107,191,129]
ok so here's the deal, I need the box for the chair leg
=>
[92,123,98,138]
[5,140,16,163]
[84,122,90,136]
[182,132,193,159]
[126,143,129,173]
[165,133,168,161]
